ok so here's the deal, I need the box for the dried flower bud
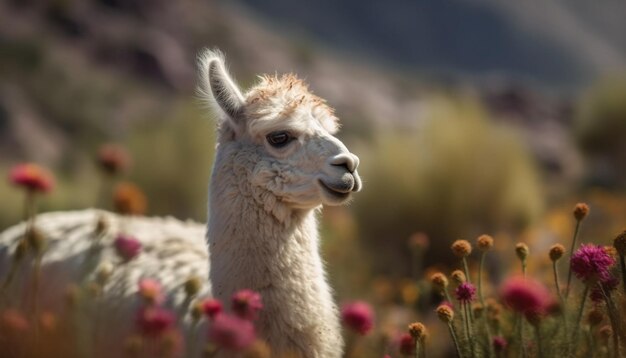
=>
[515,243,529,261]
[549,244,565,262]
[436,305,454,322]
[408,322,427,341]
[96,261,114,284]
[95,216,108,235]
[587,308,604,327]
[97,144,131,175]
[113,182,147,216]
[430,272,449,290]
[39,311,57,332]
[184,276,203,298]
[573,203,589,221]
[451,240,472,258]
[603,246,618,259]
[476,235,494,252]
[27,228,46,254]
[408,232,429,250]
[450,270,466,285]
[472,303,484,319]
[613,230,626,257]
[243,340,271,358]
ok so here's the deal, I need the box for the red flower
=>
[455,283,476,303]
[97,144,131,175]
[341,301,374,335]
[114,234,142,261]
[208,313,256,351]
[571,244,615,284]
[201,298,223,320]
[398,333,415,356]
[232,289,263,321]
[9,163,54,193]
[500,276,552,314]
[136,306,175,336]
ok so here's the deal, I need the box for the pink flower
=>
[1,309,29,332]
[571,244,615,284]
[114,235,142,261]
[201,298,223,319]
[341,301,374,335]
[455,282,476,303]
[398,333,415,356]
[493,336,507,352]
[500,276,552,314]
[138,278,164,305]
[590,276,619,303]
[208,313,256,351]
[136,306,175,336]
[232,289,263,320]
[9,163,55,193]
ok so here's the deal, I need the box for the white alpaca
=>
[0,49,361,358]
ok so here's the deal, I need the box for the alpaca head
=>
[199,50,361,210]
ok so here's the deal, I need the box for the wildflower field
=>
[1,149,626,357]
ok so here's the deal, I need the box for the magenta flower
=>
[500,276,552,314]
[398,333,415,356]
[138,278,164,305]
[341,301,374,335]
[232,289,263,321]
[9,163,55,193]
[493,336,507,352]
[201,298,223,319]
[114,234,142,261]
[455,282,477,303]
[136,306,175,336]
[208,313,256,351]
[571,244,615,284]
[590,276,619,303]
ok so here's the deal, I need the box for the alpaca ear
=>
[199,49,245,129]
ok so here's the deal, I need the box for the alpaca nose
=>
[329,153,359,173]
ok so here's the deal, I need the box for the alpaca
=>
[0,49,361,358]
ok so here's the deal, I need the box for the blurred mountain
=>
[236,0,626,89]
[0,0,591,194]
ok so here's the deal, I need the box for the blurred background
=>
[1,0,625,347]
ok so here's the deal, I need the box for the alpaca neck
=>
[206,143,342,357]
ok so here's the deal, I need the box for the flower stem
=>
[448,322,464,358]
[552,261,563,303]
[463,303,476,358]
[517,313,526,358]
[598,283,620,357]
[462,258,472,284]
[478,253,495,358]
[534,324,543,358]
[565,220,581,299]
[570,285,589,350]
[415,339,421,358]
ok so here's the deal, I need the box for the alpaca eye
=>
[266,131,293,148]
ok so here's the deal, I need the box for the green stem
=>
[464,303,476,358]
[448,322,464,358]
[598,283,620,358]
[415,339,421,358]
[518,313,526,358]
[479,253,495,358]
[534,324,543,358]
[565,220,581,300]
[462,258,472,284]
[552,261,563,303]
[571,285,589,350]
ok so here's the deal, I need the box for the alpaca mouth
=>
[318,179,353,201]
